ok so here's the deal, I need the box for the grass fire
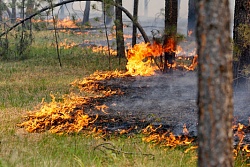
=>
[0,1,249,165]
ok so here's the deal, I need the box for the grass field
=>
[0,30,247,167]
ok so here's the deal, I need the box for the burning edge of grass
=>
[17,70,250,165]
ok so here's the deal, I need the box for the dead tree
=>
[163,0,178,73]
[115,0,125,64]
[132,0,139,47]
[196,0,234,166]
[233,0,250,89]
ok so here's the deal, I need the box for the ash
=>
[86,70,250,139]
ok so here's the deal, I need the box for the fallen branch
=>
[94,142,155,159]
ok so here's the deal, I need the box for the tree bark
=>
[115,0,125,62]
[11,0,16,23]
[196,0,234,166]
[0,0,3,21]
[164,0,178,72]
[132,0,138,47]
[26,0,35,17]
[165,0,178,35]
[144,0,148,17]
[187,0,196,39]
[233,0,250,88]
[59,0,65,19]
[102,0,114,25]
[0,0,12,21]
[82,1,91,24]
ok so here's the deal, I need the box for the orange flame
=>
[17,94,96,134]
[142,125,194,148]
[126,43,158,76]
[163,38,176,53]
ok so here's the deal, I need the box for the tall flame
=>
[126,42,160,76]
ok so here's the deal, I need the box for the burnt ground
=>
[83,70,250,143]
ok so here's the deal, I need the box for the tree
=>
[187,0,196,39]
[115,0,125,63]
[82,1,90,24]
[26,0,35,17]
[59,0,65,19]
[164,0,178,72]
[102,0,114,25]
[132,0,138,47]
[1,0,150,44]
[233,0,250,88]
[0,0,3,21]
[11,0,16,23]
[144,0,148,17]
[196,0,234,166]
[0,0,12,21]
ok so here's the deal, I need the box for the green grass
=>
[0,131,197,167]
[0,30,248,167]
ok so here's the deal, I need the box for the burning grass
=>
[17,41,248,158]
[17,38,198,135]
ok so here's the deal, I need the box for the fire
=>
[17,94,97,134]
[163,38,176,53]
[233,122,250,165]
[142,125,194,148]
[32,17,80,29]
[188,30,193,37]
[90,46,117,56]
[58,39,77,49]
[125,39,197,76]
[126,42,157,76]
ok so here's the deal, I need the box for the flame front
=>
[126,42,158,76]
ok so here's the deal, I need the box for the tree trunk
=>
[26,0,35,17]
[233,0,250,88]
[144,0,148,17]
[11,0,16,23]
[59,0,65,19]
[165,0,178,34]
[0,0,3,21]
[187,0,196,39]
[164,0,178,72]
[196,0,234,166]
[82,1,91,24]
[132,0,139,47]
[102,0,114,25]
[115,0,125,63]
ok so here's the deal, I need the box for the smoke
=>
[234,86,250,125]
